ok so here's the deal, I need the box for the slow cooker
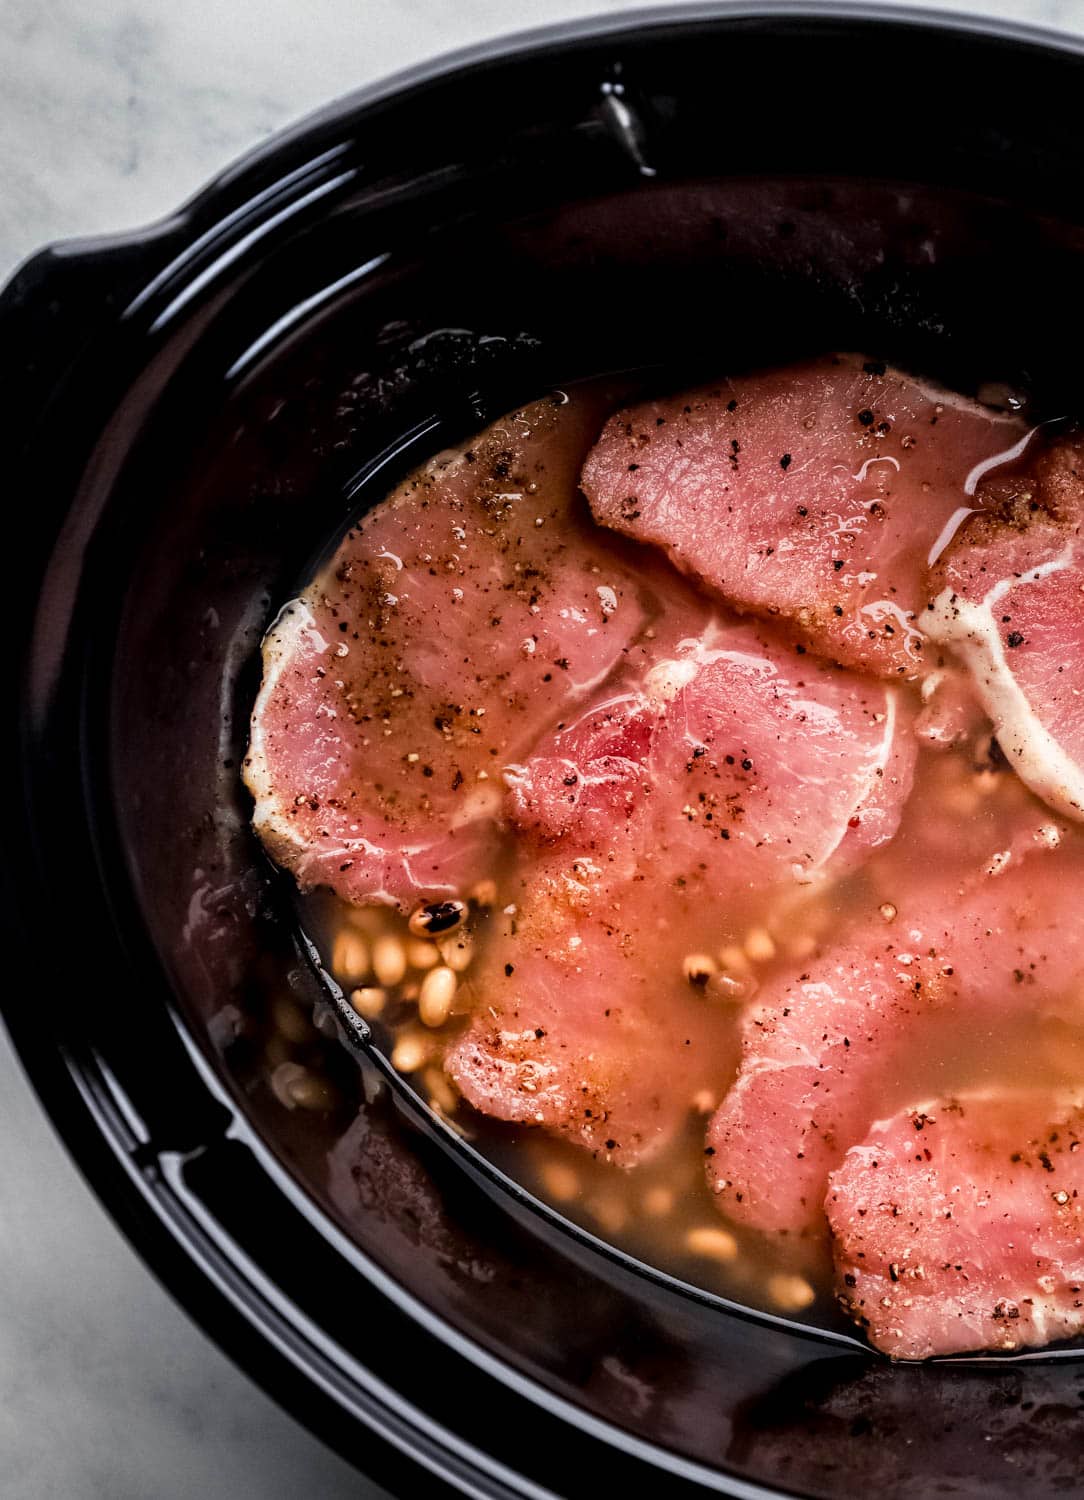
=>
[7,5,1084,1495]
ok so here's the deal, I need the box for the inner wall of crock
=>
[104,172,1084,1479]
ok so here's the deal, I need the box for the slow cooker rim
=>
[9,0,1081,316]
[133,0,1084,249]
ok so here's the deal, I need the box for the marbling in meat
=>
[927,434,1084,821]
[506,617,916,892]
[447,618,916,1163]
[582,354,1022,677]
[244,391,652,908]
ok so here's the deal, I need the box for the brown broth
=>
[276,376,1084,1335]
[294,694,1084,1334]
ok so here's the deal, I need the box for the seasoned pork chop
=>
[447,617,915,1162]
[245,391,652,908]
[707,834,1082,1232]
[927,434,1084,821]
[582,354,1022,677]
[828,1093,1084,1358]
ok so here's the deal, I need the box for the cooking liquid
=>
[286,377,1084,1335]
[301,741,1084,1332]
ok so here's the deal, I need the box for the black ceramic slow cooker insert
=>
[7,6,1084,1496]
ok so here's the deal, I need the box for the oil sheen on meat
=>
[248,358,1084,1358]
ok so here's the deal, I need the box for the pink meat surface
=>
[505,618,917,893]
[447,618,916,1163]
[581,353,1023,678]
[827,1094,1084,1358]
[927,435,1084,821]
[912,667,989,753]
[244,390,656,909]
[706,830,1084,1233]
[445,853,736,1164]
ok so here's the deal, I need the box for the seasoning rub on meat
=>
[248,359,1084,1359]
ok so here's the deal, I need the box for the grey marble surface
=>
[3,0,1084,1496]
[3,0,1084,278]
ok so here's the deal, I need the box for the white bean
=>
[439,932,474,973]
[423,1066,459,1115]
[643,1186,675,1217]
[373,934,407,988]
[541,1162,580,1202]
[469,879,498,908]
[349,986,386,1019]
[331,930,370,985]
[767,1272,816,1312]
[683,952,717,986]
[718,944,752,974]
[271,1062,334,1111]
[408,899,466,938]
[590,1197,628,1234]
[407,939,439,971]
[744,927,777,963]
[686,1226,739,1263]
[419,966,457,1027]
[391,1031,431,1073]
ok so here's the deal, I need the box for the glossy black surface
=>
[6,7,1084,1496]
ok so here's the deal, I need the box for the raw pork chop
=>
[707,833,1084,1233]
[927,434,1084,821]
[245,390,652,908]
[446,618,916,1163]
[581,354,1023,677]
[445,852,736,1164]
[828,1093,1084,1358]
[505,618,916,893]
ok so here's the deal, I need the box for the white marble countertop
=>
[3,0,1084,1495]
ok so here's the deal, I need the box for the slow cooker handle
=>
[0,227,183,443]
